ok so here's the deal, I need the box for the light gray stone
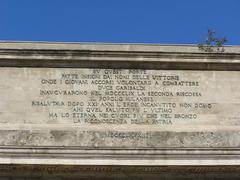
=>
[0,68,240,149]
[0,42,240,170]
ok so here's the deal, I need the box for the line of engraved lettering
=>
[40,90,87,95]
[106,131,152,139]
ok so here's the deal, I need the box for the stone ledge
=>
[0,147,239,166]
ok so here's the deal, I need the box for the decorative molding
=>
[0,146,240,166]
[0,49,239,70]
[0,164,240,175]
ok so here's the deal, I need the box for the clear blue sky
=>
[0,0,239,45]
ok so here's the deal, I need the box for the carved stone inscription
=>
[38,68,201,126]
[1,68,239,127]
[0,68,240,147]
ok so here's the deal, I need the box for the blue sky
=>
[0,0,239,45]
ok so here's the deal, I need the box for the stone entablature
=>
[0,42,239,169]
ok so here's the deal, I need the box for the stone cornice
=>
[0,48,239,70]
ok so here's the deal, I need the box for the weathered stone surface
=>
[0,42,240,168]
[0,68,240,148]
[0,165,240,180]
